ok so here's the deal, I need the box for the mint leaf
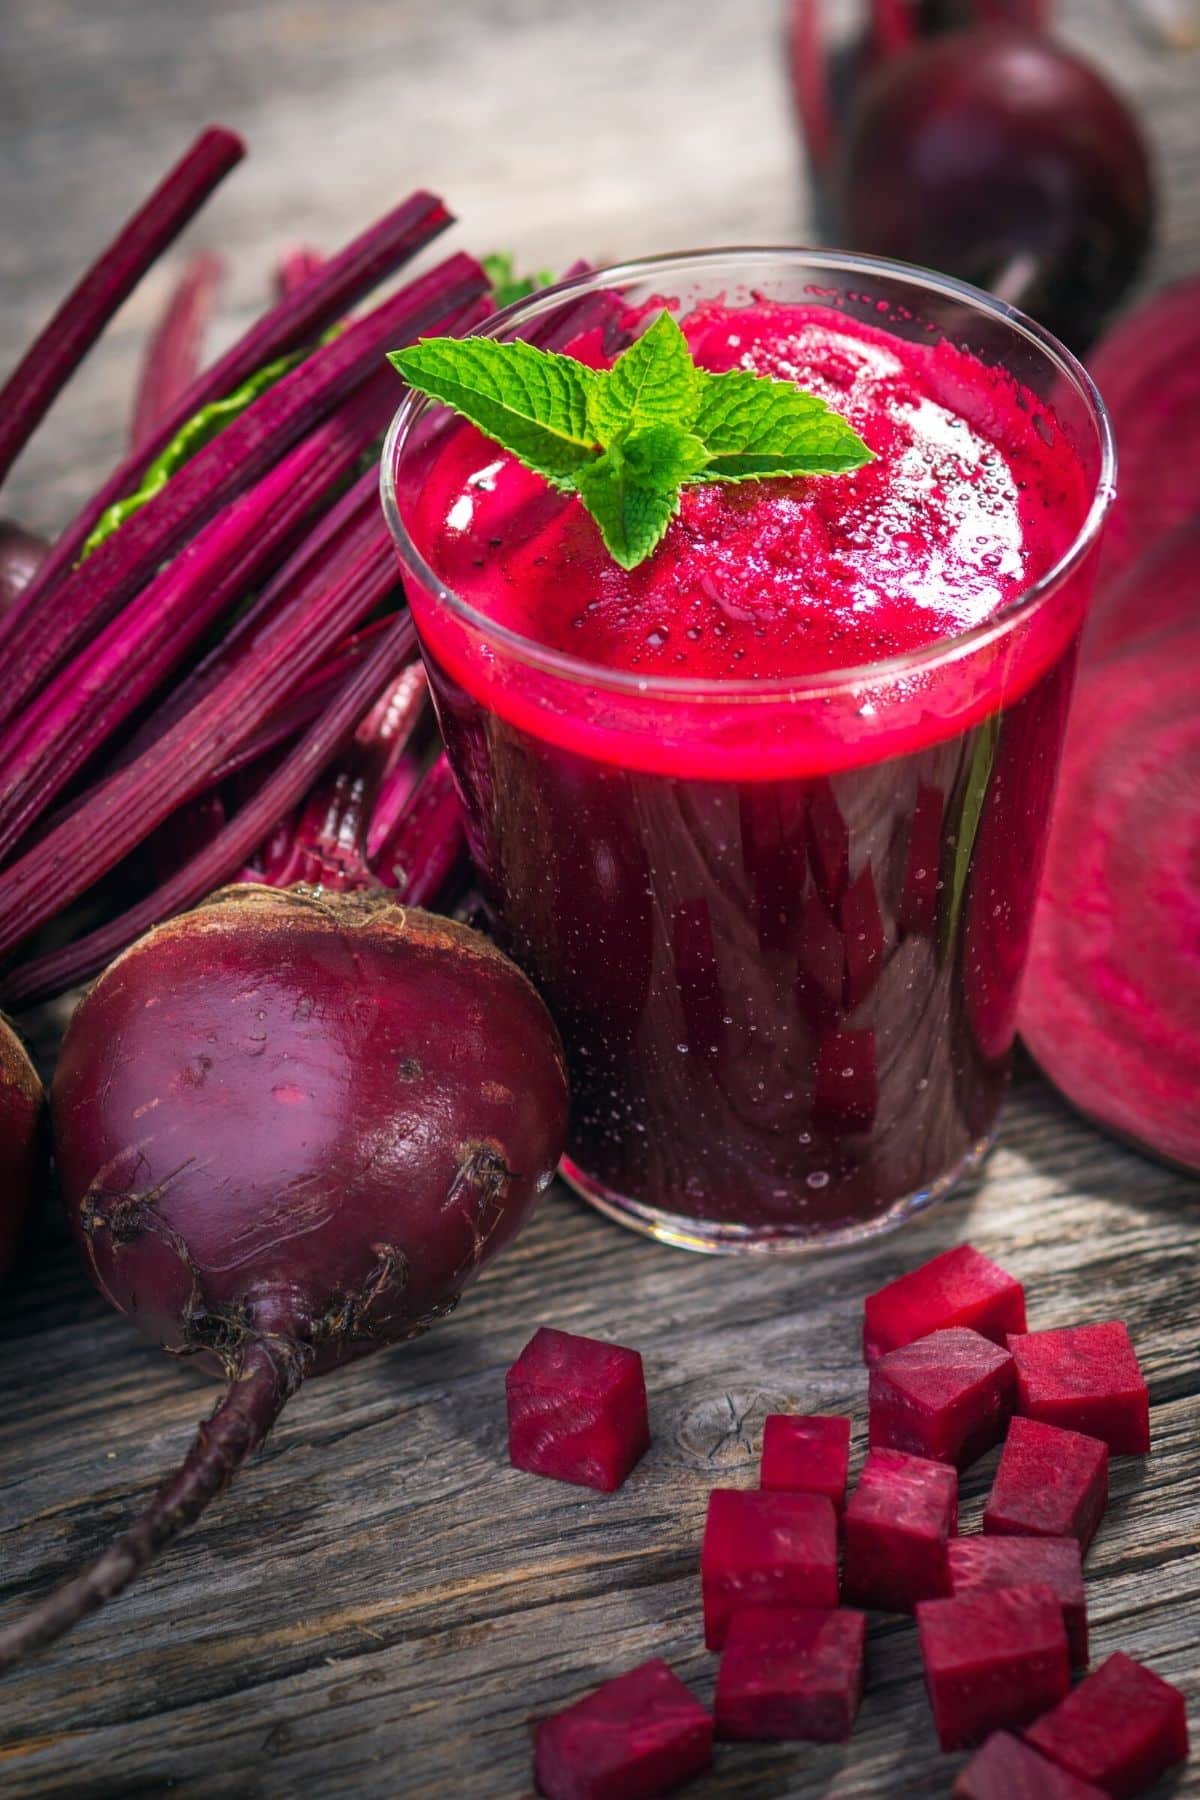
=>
[693,369,872,479]
[80,347,305,560]
[576,447,682,571]
[391,336,598,488]
[390,307,874,570]
[483,252,555,309]
[587,311,700,439]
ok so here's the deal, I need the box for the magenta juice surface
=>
[399,294,1094,1245]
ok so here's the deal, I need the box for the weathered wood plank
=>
[0,0,1197,1793]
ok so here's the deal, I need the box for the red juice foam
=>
[399,300,1094,1242]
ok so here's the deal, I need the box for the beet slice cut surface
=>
[983,1418,1108,1552]
[1024,1651,1190,1798]
[759,1414,851,1512]
[948,1535,1088,1667]
[506,1327,650,1493]
[863,1245,1026,1363]
[533,1657,713,1800]
[917,1582,1071,1750]
[1019,604,1200,1174]
[1007,1323,1150,1455]
[953,1731,1109,1798]
[701,1489,839,1650]
[843,1448,957,1613]
[868,1326,1015,1468]
[714,1606,866,1743]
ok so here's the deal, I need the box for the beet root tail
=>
[0,1338,303,1671]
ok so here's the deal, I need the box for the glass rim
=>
[379,245,1116,704]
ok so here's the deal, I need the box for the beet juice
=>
[384,252,1112,1250]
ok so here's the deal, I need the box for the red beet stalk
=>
[0,189,451,649]
[2,613,420,1009]
[0,251,485,733]
[275,247,324,297]
[258,662,429,891]
[130,252,224,449]
[0,126,244,490]
[0,491,404,963]
[0,380,390,864]
[373,754,469,907]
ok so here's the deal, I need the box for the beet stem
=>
[129,252,225,451]
[3,612,418,1006]
[0,1338,301,1671]
[0,190,450,655]
[0,127,244,491]
[0,253,484,733]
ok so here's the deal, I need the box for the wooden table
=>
[1,3,1197,1794]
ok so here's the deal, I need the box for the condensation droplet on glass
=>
[807,1170,830,1189]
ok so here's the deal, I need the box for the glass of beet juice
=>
[382,251,1113,1252]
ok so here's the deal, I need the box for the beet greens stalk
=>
[276,247,324,297]
[373,755,469,906]
[2,614,420,1009]
[0,251,486,734]
[129,252,224,449]
[0,127,244,490]
[0,189,451,649]
[0,488,406,963]
[0,383,391,864]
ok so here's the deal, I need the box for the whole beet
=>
[0,885,567,1667]
[0,1013,43,1280]
[838,26,1154,349]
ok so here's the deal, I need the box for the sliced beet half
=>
[1019,604,1200,1171]
[1088,273,1200,587]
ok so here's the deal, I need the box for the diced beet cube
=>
[760,1414,851,1512]
[533,1658,713,1800]
[948,1535,1088,1667]
[843,1448,957,1613]
[863,1243,1026,1364]
[983,1418,1108,1552]
[869,1327,1015,1468]
[701,1489,839,1651]
[952,1732,1109,1798]
[917,1583,1071,1750]
[714,1606,866,1743]
[1006,1322,1150,1455]
[1024,1652,1190,1799]
[507,1327,650,1493]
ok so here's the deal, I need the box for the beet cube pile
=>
[519,1246,1188,1799]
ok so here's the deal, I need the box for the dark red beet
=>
[983,1418,1108,1551]
[868,1326,1015,1468]
[701,1489,839,1651]
[714,1606,866,1743]
[953,1731,1109,1798]
[0,1014,44,1282]
[506,1326,650,1493]
[760,1414,851,1512]
[1007,1323,1150,1455]
[917,1583,1071,1750]
[1024,1651,1190,1798]
[863,1244,1026,1363]
[1087,274,1200,587]
[948,1535,1087,1667]
[837,27,1154,349]
[843,1447,957,1613]
[0,520,48,616]
[1019,608,1200,1173]
[533,1658,713,1800]
[0,886,567,1668]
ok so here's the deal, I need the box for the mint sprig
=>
[391,309,872,570]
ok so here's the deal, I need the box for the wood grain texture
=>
[0,1,1197,1795]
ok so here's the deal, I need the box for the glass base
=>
[559,1126,999,1255]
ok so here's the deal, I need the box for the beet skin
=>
[0,1012,43,1280]
[1,885,567,1668]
